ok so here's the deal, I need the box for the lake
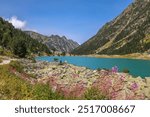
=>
[36,56,150,78]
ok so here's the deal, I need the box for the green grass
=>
[0,64,64,100]
[9,60,24,73]
[84,87,107,100]
[0,59,2,63]
[122,68,130,73]
[0,65,32,99]
[143,34,150,44]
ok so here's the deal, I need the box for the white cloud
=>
[7,16,26,29]
[26,28,38,32]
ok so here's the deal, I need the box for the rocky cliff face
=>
[72,0,150,55]
[25,31,79,53]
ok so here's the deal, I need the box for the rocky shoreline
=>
[17,59,150,100]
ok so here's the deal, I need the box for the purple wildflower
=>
[111,66,118,73]
[120,75,126,81]
[131,82,138,91]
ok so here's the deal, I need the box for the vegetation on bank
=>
[0,62,107,100]
[0,64,64,100]
[84,87,107,100]
[0,58,2,63]
[9,60,24,73]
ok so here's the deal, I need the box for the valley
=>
[0,0,150,100]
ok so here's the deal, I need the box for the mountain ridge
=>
[72,0,150,55]
[25,31,79,53]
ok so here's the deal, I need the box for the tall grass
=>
[0,64,107,100]
[0,65,64,100]
[0,59,2,63]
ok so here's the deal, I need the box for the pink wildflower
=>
[131,82,138,91]
[111,66,118,73]
[120,75,126,81]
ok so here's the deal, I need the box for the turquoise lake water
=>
[36,56,150,78]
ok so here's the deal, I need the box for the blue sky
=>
[0,0,133,44]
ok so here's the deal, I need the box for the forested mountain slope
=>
[72,0,150,55]
[0,17,50,57]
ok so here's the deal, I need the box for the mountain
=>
[72,0,150,55]
[25,31,79,53]
[0,17,50,57]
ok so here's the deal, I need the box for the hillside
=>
[0,17,50,57]
[72,0,150,55]
[25,31,79,53]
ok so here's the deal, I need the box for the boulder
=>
[143,88,150,99]
[145,78,150,87]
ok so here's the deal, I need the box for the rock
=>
[112,90,126,100]
[20,58,150,99]
[25,31,79,53]
[143,88,150,99]
[145,78,150,87]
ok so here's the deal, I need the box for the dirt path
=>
[0,58,17,65]
[0,59,11,65]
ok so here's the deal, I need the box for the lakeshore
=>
[36,55,150,77]
[1,55,150,99]
[17,59,150,99]
[82,53,150,60]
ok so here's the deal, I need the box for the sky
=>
[0,0,133,44]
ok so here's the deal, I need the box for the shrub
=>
[0,47,4,55]
[12,40,27,58]
[97,68,101,71]
[32,84,64,100]
[61,52,66,56]
[32,84,53,100]
[84,87,107,100]
[0,65,64,100]
[122,69,130,73]
[0,65,33,99]
[9,61,24,73]
[27,73,37,79]
[0,59,2,63]
[53,58,59,62]
[31,58,36,63]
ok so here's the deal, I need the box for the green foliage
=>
[0,65,65,100]
[32,84,53,100]
[9,61,24,73]
[97,68,101,71]
[0,59,2,63]
[31,58,36,63]
[98,31,146,55]
[84,87,107,100]
[0,65,33,99]
[0,64,109,100]
[0,47,4,55]
[12,40,27,58]
[32,84,64,100]
[122,68,130,73]
[71,3,150,55]
[61,52,66,56]
[0,17,50,58]
[53,58,59,62]
[27,73,37,79]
